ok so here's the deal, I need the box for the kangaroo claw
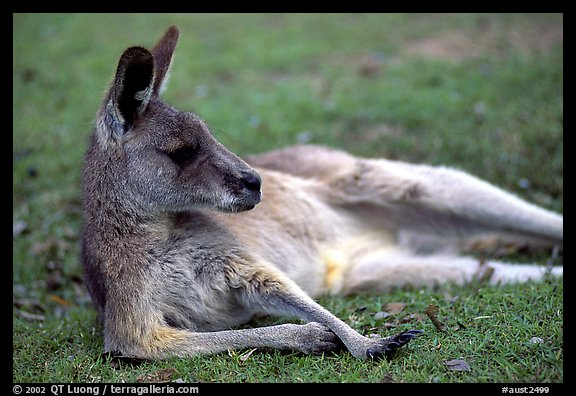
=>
[366,329,424,359]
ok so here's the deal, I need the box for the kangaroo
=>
[81,26,563,361]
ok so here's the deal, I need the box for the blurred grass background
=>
[13,13,563,383]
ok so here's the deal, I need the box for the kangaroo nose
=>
[241,171,262,192]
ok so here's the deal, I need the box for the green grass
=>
[13,280,563,383]
[13,13,563,383]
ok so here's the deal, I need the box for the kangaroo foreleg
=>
[108,321,343,360]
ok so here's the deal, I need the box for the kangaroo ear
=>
[97,46,155,144]
[151,26,179,95]
[114,47,155,126]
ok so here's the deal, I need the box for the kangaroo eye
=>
[167,145,196,165]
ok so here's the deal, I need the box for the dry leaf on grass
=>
[239,348,258,363]
[137,368,177,383]
[385,302,406,314]
[444,359,471,371]
[425,304,445,332]
[374,311,391,320]
[399,312,427,323]
[47,294,73,307]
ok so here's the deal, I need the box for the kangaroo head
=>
[89,26,262,214]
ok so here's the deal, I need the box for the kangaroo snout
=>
[241,170,262,194]
[231,169,262,211]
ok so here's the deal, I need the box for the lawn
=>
[13,13,563,383]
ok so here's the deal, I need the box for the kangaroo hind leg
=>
[323,157,562,247]
[250,146,562,246]
[342,250,563,295]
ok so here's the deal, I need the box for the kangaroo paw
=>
[366,330,423,359]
